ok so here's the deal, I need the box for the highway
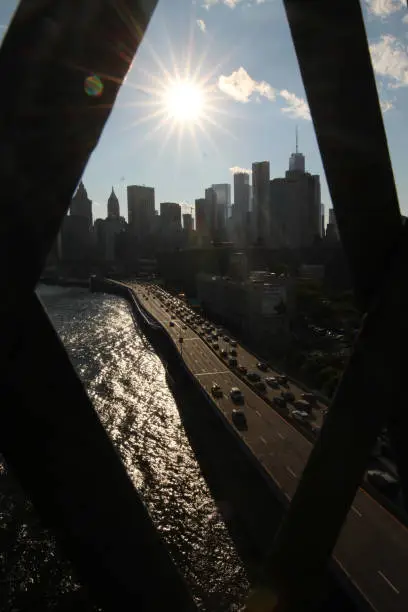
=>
[130,281,408,612]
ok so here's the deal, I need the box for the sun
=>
[163,79,205,123]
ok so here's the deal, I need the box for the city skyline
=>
[1,1,408,220]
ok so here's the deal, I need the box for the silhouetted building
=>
[160,202,181,229]
[70,181,93,229]
[212,183,231,240]
[127,185,155,239]
[159,202,182,250]
[233,172,250,246]
[252,161,270,245]
[197,272,292,350]
[270,172,321,248]
[107,186,120,219]
[183,213,194,232]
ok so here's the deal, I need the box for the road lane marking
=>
[196,370,229,376]
[286,466,297,478]
[260,436,267,446]
[256,410,261,418]
[351,505,362,518]
[377,570,400,595]
[277,432,285,440]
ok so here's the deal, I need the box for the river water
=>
[0,284,249,611]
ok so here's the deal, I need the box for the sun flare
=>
[164,79,205,123]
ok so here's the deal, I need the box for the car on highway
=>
[232,408,247,431]
[229,348,237,357]
[247,371,261,382]
[230,387,244,403]
[273,396,286,409]
[257,361,268,372]
[237,365,247,375]
[221,349,228,357]
[254,380,267,393]
[293,399,312,414]
[230,340,237,347]
[213,342,219,351]
[301,392,317,405]
[169,321,174,327]
[223,336,230,342]
[265,376,279,388]
[211,383,223,398]
[229,358,238,367]
[278,375,288,385]
[282,390,295,402]
[291,409,309,423]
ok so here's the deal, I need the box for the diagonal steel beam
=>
[254,1,407,609]
[0,1,196,609]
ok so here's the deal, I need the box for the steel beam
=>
[0,1,196,609]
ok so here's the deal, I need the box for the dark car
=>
[169,321,174,327]
[278,375,288,385]
[229,358,238,367]
[221,349,228,357]
[254,381,267,393]
[273,396,286,409]
[211,383,223,398]
[265,376,279,388]
[282,390,295,402]
[257,362,268,372]
[232,408,247,430]
[230,348,237,357]
[223,336,230,343]
[237,365,247,375]
[230,340,237,347]
[247,371,261,382]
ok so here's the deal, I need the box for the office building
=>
[211,183,231,240]
[70,181,93,229]
[270,172,321,249]
[127,185,155,238]
[197,272,293,351]
[183,213,194,232]
[252,161,270,245]
[288,128,305,173]
[160,202,182,230]
[107,187,120,219]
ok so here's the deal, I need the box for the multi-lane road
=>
[130,281,408,612]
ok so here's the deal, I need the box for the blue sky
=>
[1,0,408,222]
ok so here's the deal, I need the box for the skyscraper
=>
[270,170,321,248]
[288,127,305,173]
[195,198,207,236]
[107,186,120,219]
[70,181,93,229]
[233,172,250,218]
[127,185,155,238]
[211,183,231,240]
[183,213,194,232]
[160,202,182,230]
[252,161,270,245]
[205,187,217,241]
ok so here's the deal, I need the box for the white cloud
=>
[402,13,408,23]
[365,0,405,17]
[196,19,206,32]
[279,90,310,120]
[369,35,408,87]
[380,99,394,112]
[203,0,242,8]
[230,166,252,174]
[218,67,276,102]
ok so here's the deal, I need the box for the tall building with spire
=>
[107,187,120,219]
[70,181,93,229]
[288,126,305,174]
